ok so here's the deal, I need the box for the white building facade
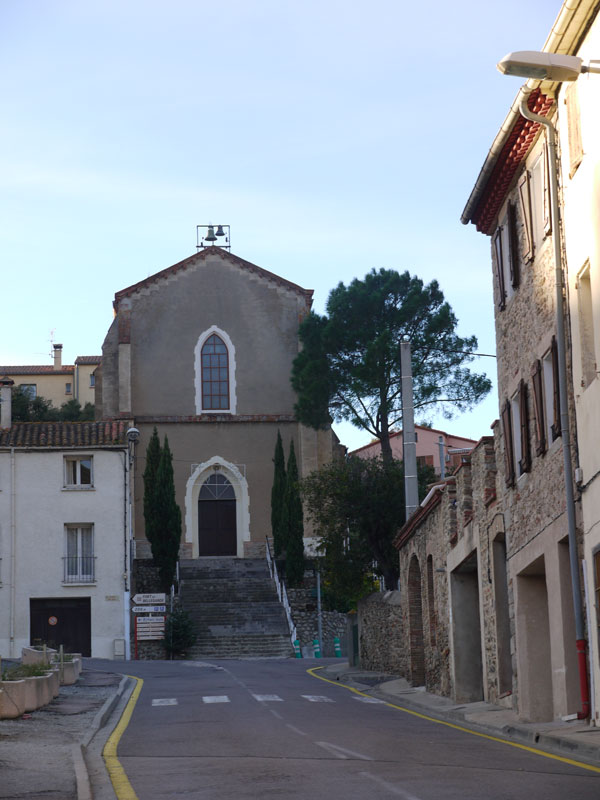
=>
[0,416,133,659]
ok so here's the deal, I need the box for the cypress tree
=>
[271,431,287,557]
[154,436,182,591]
[284,440,305,587]
[143,427,161,557]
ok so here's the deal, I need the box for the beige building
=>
[97,245,338,562]
[0,344,100,408]
[351,424,477,477]
[551,1,600,726]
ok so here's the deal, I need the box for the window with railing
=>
[63,525,95,583]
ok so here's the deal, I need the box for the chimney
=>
[0,376,14,428]
[53,343,63,370]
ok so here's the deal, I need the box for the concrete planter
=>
[46,668,60,698]
[22,646,56,666]
[0,679,27,719]
[58,658,82,686]
[23,674,52,712]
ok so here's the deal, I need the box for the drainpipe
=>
[401,341,419,520]
[518,88,589,718]
[10,447,16,657]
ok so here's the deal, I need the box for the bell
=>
[204,225,217,242]
[215,225,225,237]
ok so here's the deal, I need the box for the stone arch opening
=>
[408,555,425,686]
[184,458,250,558]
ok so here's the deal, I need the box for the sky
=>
[0,0,562,451]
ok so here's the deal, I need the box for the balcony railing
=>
[62,556,96,583]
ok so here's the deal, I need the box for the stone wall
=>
[287,574,347,656]
[357,591,407,674]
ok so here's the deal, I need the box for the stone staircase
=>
[179,558,293,659]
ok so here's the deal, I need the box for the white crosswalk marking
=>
[202,695,230,703]
[353,696,385,704]
[302,695,334,703]
[252,694,283,702]
[152,698,178,706]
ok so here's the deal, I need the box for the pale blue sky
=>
[1,0,559,450]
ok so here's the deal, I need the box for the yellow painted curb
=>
[102,675,144,800]
[307,667,600,775]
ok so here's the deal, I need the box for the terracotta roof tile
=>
[471,90,554,235]
[113,246,314,309]
[0,420,131,447]
[0,365,75,375]
[75,356,102,364]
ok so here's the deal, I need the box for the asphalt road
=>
[91,658,600,800]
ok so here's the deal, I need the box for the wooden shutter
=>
[531,359,546,456]
[507,201,520,289]
[518,171,534,263]
[543,142,552,236]
[518,379,531,473]
[501,399,515,487]
[565,82,583,178]
[493,227,506,310]
[550,335,561,440]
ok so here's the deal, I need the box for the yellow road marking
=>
[307,666,600,774]
[102,675,144,800]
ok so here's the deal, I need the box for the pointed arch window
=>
[201,334,230,410]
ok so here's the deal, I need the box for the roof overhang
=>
[461,0,599,234]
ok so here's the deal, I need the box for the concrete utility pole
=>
[401,341,419,520]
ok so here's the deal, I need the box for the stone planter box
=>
[0,679,27,719]
[22,646,56,666]
[23,674,53,712]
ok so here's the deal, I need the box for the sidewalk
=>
[322,662,600,770]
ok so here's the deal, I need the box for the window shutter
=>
[543,142,552,236]
[518,171,534,263]
[507,201,520,288]
[518,379,531,473]
[565,82,583,178]
[501,399,515,487]
[531,359,546,456]
[550,335,561,440]
[493,227,506,310]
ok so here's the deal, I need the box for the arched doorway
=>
[408,555,425,686]
[198,473,237,556]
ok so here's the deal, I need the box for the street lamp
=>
[497,50,600,80]
[497,49,595,719]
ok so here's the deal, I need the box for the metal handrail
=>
[265,538,297,644]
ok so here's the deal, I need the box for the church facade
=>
[97,245,338,561]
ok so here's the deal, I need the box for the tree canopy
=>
[11,386,95,422]
[291,269,491,462]
[300,455,436,603]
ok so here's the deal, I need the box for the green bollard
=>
[293,640,302,658]
[333,636,342,657]
[313,638,321,658]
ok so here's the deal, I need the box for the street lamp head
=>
[126,427,140,444]
[497,51,585,81]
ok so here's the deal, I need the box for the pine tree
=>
[154,436,182,591]
[143,427,161,557]
[271,431,287,557]
[284,440,305,586]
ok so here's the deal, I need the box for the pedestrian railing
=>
[265,537,298,645]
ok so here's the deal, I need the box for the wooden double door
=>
[198,473,237,556]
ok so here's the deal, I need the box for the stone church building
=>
[96,245,338,561]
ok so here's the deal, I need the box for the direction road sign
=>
[132,593,166,604]
[132,605,166,613]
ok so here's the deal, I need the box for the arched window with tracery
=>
[201,334,229,410]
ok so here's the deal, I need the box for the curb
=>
[323,666,600,770]
[74,675,135,800]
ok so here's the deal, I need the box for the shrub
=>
[163,607,196,658]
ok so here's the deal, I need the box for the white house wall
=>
[0,448,127,659]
